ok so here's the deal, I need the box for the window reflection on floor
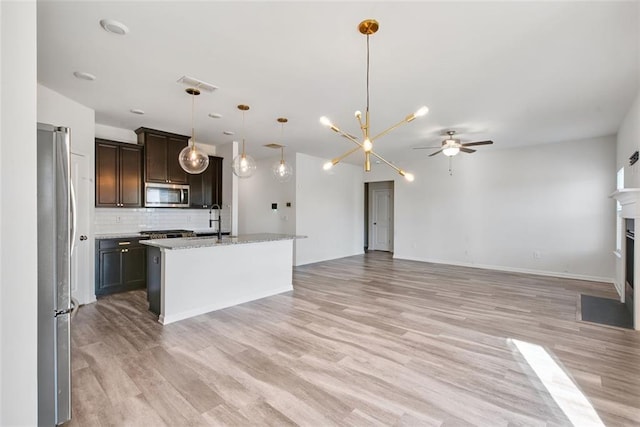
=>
[510,339,605,427]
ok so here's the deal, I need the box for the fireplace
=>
[626,219,635,316]
[610,188,640,330]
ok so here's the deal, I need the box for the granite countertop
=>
[140,233,304,250]
[95,229,231,240]
[95,233,144,240]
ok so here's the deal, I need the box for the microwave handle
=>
[182,189,186,205]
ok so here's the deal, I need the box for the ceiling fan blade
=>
[460,147,476,154]
[413,146,442,150]
[461,140,493,147]
[428,149,443,157]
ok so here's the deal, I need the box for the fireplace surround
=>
[610,189,640,330]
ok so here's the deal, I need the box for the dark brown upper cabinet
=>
[95,139,143,208]
[189,156,223,209]
[135,127,189,185]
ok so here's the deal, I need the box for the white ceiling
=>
[37,1,638,164]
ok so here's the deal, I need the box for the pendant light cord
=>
[191,91,195,146]
[241,110,246,156]
[366,34,370,115]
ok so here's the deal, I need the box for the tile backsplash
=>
[95,206,232,235]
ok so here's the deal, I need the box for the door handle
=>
[79,235,87,241]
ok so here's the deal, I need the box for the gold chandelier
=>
[321,19,428,182]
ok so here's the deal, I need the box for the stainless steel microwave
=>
[145,183,190,208]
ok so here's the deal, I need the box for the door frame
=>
[70,152,94,305]
[367,181,394,252]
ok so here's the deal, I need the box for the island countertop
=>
[140,233,302,250]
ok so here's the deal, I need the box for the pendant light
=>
[232,104,256,178]
[178,88,209,174]
[320,19,429,182]
[272,118,294,182]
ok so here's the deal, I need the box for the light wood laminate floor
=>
[69,252,640,426]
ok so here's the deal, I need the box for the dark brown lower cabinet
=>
[95,238,147,297]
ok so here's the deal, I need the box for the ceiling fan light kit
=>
[414,130,494,158]
[320,19,426,182]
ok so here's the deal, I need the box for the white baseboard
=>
[394,255,614,285]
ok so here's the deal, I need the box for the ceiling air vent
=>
[176,76,218,93]
[264,143,284,149]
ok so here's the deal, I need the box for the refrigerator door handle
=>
[70,297,79,321]
[70,180,77,255]
[54,308,72,317]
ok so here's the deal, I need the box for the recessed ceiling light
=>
[100,19,129,35]
[130,109,145,115]
[208,113,223,119]
[73,71,96,81]
[223,131,234,135]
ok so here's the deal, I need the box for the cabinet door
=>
[211,156,223,206]
[122,246,147,289]
[188,169,206,208]
[166,137,188,184]
[97,248,123,294]
[95,142,119,207]
[119,145,143,207]
[145,133,168,183]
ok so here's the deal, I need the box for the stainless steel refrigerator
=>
[37,123,74,426]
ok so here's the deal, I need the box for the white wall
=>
[217,141,237,234]
[617,91,640,188]
[238,155,296,235]
[366,136,616,282]
[0,1,38,424]
[39,85,95,156]
[95,123,137,144]
[295,153,364,266]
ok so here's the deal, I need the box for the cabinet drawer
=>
[98,238,143,250]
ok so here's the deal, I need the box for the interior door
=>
[371,188,392,251]
[70,152,91,304]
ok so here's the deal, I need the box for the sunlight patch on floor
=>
[510,339,605,427]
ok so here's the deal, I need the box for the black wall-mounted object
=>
[272,203,278,210]
[286,202,291,207]
[630,151,639,166]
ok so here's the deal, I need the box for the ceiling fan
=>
[414,130,493,157]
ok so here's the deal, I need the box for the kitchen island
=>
[141,233,299,325]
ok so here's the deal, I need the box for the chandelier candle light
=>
[272,118,294,182]
[320,19,429,182]
[178,88,210,174]
[232,104,257,178]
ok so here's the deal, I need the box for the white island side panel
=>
[160,239,293,324]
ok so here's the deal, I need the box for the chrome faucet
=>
[209,204,222,240]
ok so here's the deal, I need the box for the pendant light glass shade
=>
[232,149,257,178]
[179,143,209,174]
[271,118,293,182]
[272,150,293,182]
[180,88,210,174]
[231,104,256,178]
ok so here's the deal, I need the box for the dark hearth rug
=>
[581,294,633,329]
